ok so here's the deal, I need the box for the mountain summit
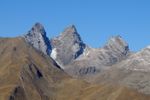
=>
[24,23,51,55]
[51,25,86,67]
[105,35,129,56]
[62,24,77,34]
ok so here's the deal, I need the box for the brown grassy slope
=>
[0,37,69,100]
[0,38,150,100]
[78,84,150,100]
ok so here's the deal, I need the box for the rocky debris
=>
[79,67,97,75]
[24,23,51,55]
[51,25,86,66]
[93,64,150,94]
[90,45,150,94]
[65,36,130,77]
[117,46,150,72]
[120,71,150,94]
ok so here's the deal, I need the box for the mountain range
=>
[1,23,150,100]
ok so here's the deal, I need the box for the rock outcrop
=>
[65,36,130,77]
[24,23,51,55]
[51,25,86,67]
[90,45,150,95]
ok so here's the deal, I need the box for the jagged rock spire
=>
[105,35,129,55]
[30,22,46,35]
[51,24,86,67]
[24,22,51,55]
[59,24,82,42]
[63,24,77,33]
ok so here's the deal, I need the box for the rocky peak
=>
[105,35,129,55]
[58,24,82,42]
[24,23,51,55]
[51,25,86,67]
[31,22,46,35]
[63,24,77,34]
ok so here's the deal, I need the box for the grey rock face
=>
[91,46,150,94]
[79,67,97,75]
[102,35,129,65]
[51,25,86,67]
[105,36,129,57]
[23,23,130,78]
[24,23,51,55]
[65,36,130,76]
[117,46,150,71]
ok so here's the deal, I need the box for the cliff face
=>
[49,25,130,78]
[24,23,51,55]
[65,36,130,77]
[50,25,86,67]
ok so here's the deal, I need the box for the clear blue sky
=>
[0,0,150,51]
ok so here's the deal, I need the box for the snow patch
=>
[86,51,90,56]
[50,48,65,69]
[51,48,57,60]
[83,50,90,56]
